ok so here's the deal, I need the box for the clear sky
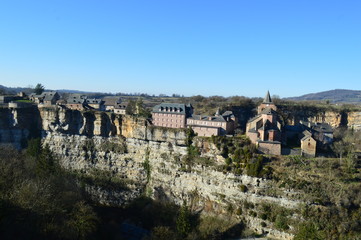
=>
[0,1,360,98]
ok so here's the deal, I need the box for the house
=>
[300,130,316,157]
[152,103,193,128]
[29,91,60,105]
[187,109,236,137]
[86,98,105,111]
[246,91,282,155]
[114,103,128,115]
[103,97,122,111]
[65,94,87,110]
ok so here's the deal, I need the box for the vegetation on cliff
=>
[0,143,98,240]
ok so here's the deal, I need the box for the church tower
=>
[257,91,277,114]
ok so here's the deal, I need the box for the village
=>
[0,90,333,157]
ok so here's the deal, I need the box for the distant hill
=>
[0,85,95,95]
[287,89,361,104]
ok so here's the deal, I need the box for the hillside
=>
[287,89,361,103]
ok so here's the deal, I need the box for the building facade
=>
[187,110,236,137]
[152,103,193,128]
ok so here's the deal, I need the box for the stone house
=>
[186,110,236,137]
[29,91,60,105]
[152,103,193,128]
[114,103,128,115]
[103,97,122,111]
[86,98,105,111]
[246,92,282,155]
[65,94,87,110]
[300,130,316,157]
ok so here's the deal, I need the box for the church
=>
[246,91,282,155]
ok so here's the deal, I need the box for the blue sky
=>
[0,1,360,97]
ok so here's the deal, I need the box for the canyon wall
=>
[3,105,361,239]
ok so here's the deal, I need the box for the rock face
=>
[43,132,294,239]
[347,111,361,130]
[4,105,361,239]
[307,111,342,128]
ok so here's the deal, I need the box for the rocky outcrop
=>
[307,111,342,128]
[347,111,361,130]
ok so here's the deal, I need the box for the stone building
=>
[103,97,122,111]
[114,103,128,115]
[65,94,87,110]
[152,103,193,128]
[29,91,60,105]
[257,91,277,114]
[86,98,105,111]
[187,110,236,137]
[246,91,282,155]
[300,130,316,157]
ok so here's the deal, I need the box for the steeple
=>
[215,108,220,116]
[263,91,272,103]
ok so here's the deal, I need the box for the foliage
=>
[294,222,325,240]
[150,226,175,240]
[99,140,127,153]
[246,156,264,177]
[143,159,151,182]
[176,203,192,237]
[0,145,98,240]
[67,201,99,240]
[74,168,131,191]
[126,98,151,118]
[34,83,45,95]
[143,148,151,182]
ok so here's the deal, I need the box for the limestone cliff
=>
[3,105,361,239]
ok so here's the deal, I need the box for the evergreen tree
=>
[34,83,45,95]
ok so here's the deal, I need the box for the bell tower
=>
[257,91,277,114]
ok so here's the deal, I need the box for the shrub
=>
[239,184,248,193]
[275,215,289,231]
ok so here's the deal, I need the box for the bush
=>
[176,204,192,237]
[275,215,289,230]
[150,226,176,240]
[239,185,248,193]
[246,156,264,177]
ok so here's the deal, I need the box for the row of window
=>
[153,113,183,118]
[154,118,183,123]
[188,120,225,127]
[158,107,183,112]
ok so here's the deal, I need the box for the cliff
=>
[2,105,361,239]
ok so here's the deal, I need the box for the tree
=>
[34,83,45,95]
[67,201,98,240]
[125,99,136,115]
[176,203,192,237]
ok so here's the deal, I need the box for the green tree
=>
[34,83,45,95]
[37,144,57,175]
[176,203,192,237]
[126,99,136,115]
[67,201,99,240]
[26,138,42,159]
